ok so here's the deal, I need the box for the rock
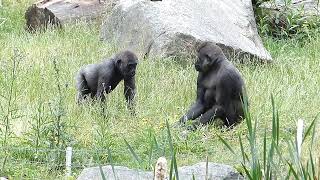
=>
[77,162,243,180]
[77,165,153,180]
[25,0,107,32]
[100,0,272,62]
[178,162,243,180]
[260,0,320,16]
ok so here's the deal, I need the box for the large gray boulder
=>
[77,162,243,180]
[100,0,272,61]
[261,0,320,16]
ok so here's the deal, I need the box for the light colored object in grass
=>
[100,0,272,62]
[66,146,73,177]
[0,177,8,180]
[154,157,167,180]
[77,162,243,180]
[296,119,304,158]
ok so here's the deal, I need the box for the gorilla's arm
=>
[95,61,120,102]
[180,100,205,123]
[96,75,113,102]
[198,105,225,124]
[180,75,206,123]
[124,76,136,108]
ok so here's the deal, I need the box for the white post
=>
[66,147,73,177]
[296,119,304,158]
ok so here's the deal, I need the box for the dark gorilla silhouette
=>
[179,42,246,128]
[76,50,138,109]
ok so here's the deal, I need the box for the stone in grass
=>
[77,162,243,180]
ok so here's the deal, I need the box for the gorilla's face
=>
[195,43,223,72]
[124,60,138,77]
[195,54,212,72]
[117,51,138,78]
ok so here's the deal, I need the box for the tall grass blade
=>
[165,119,179,180]
[153,133,159,151]
[302,113,318,144]
[124,138,142,166]
[263,129,267,172]
[238,134,249,163]
[148,138,154,169]
[172,150,179,180]
[205,155,208,180]
[266,140,276,178]
[242,94,253,140]
[99,165,107,180]
[148,129,154,168]
[285,168,292,180]
[241,163,253,180]
[192,174,196,180]
[287,161,299,179]
[165,119,174,154]
[169,155,174,180]
[318,156,320,180]
[217,134,235,155]
[107,146,117,180]
[271,94,279,145]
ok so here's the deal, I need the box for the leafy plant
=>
[218,94,319,179]
[0,49,23,174]
[254,0,320,41]
[45,59,72,169]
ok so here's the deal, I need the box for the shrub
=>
[253,0,320,41]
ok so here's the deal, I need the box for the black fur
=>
[76,50,138,109]
[179,42,245,128]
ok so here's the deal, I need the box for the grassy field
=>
[0,0,319,179]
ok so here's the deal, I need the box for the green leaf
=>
[172,150,179,180]
[238,134,249,163]
[217,134,235,155]
[241,163,253,180]
[287,162,299,179]
[302,113,318,144]
[309,149,316,179]
[124,138,143,166]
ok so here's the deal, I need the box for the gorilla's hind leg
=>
[76,74,91,104]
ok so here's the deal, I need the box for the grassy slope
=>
[0,0,319,179]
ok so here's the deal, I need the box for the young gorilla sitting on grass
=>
[178,42,246,129]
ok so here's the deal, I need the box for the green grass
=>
[0,0,319,179]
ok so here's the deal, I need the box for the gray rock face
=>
[100,0,272,61]
[261,0,320,16]
[77,166,153,180]
[77,162,243,180]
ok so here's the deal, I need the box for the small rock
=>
[77,162,243,180]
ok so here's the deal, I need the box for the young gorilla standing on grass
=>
[178,42,246,129]
[76,50,138,110]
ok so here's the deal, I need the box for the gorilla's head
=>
[116,50,138,78]
[195,42,225,72]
